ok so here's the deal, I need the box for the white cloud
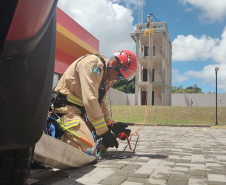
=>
[172,27,226,91]
[172,34,218,61]
[172,27,226,63]
[172,69,188,82]
[57,0,135,57]
[186,63,226,91]
[110,0,140,9]
[211,27,226,63]
[180,0,226,21]
[121,0,140,9]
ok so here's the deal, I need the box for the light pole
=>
[215,67,219,125]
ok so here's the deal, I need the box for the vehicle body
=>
[0,0,58,184]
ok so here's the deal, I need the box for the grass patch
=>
[110,105,226,125]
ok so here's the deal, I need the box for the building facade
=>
[131,22,172,105]
[53,8,101,88]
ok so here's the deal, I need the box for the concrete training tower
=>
[131,16,172,105]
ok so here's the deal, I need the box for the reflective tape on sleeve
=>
[105,117,111,122]
[64,120,80,129]
[92,118,106,129]
[66,94,84,107]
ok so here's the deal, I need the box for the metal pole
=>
[216,70,218,125]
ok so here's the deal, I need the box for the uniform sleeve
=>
[101,94,112,123]
[78,59,108,136]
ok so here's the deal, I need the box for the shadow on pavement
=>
[28,162,97,185]
[101,150,168,160]
[28,150,167,184]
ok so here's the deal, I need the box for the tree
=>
[185,84,203,93]
[112,78,135,93]
[171,85,186,93]
[172,84,203,93]
[112,80,204,94]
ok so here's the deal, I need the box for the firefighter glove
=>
[112,123,131,140]
[101,130,119,148]
[118,129,131,140]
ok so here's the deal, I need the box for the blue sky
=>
[142,0,226,93]
[58,0,226,93]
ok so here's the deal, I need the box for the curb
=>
[118,122,212,128]
[119,122,226,129]
[211,126,226,129]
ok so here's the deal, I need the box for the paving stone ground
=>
[27,126,226,185]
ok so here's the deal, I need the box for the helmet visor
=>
[124,68,136,81]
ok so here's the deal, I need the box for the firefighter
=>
[53,50,138,152]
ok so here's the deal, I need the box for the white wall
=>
[109,89,226,107]
[108,88,130,105]
[127,94,135,105]
[172,93,226,107]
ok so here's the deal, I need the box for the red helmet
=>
[113,50,138,81]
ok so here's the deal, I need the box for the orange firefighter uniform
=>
[54,54,112,152]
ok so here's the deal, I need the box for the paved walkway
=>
[27,126,226,185]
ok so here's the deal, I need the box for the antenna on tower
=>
[138,0,143,24]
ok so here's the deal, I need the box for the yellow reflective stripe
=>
[66,94,84,107]
[105,117,111,122]
[64,120,80,129]
[94,56,101,61]
[92,118,106,129]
